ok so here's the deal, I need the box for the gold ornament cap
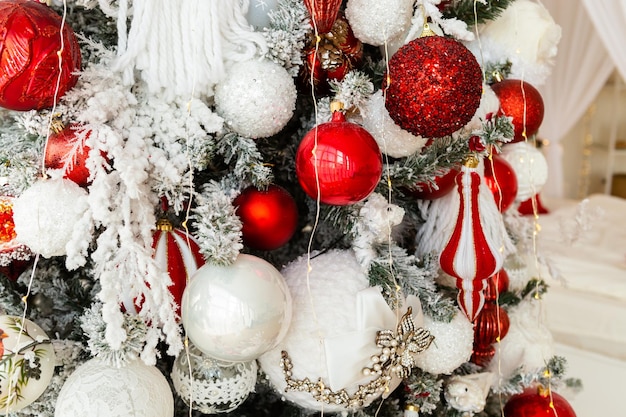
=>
[156,218,173,232]
[463,154,480,168]
[405,404,420,411]
[330,101,345,113]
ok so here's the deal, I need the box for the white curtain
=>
[537,0,614,199]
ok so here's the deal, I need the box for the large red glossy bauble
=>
[409,168,459,200]
[233,185,298,251]
[303,0,342,33]
[44,124,93,187]
[152,219,205,319]
[492,79,544,143]
[385,35,482,138]
[296,111,383,205]
[0,0,81,111]
[484,154,518,212]
[504,388,577,417]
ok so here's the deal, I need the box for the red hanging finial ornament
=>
[439,155,506,322]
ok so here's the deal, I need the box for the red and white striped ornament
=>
[152,219,205,318]
[439,156,506,322]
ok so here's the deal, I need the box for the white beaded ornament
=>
[345,0,414,46]
[214,59,297,139]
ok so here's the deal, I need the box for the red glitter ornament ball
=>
[483,154,518,212]
[504,388,577,417]
[296,109,383,205]
[0,0,82,111]
[492,79,544,143]
[233,185,299,251]
[44,124,94,187]
[409,168,459,200]
[384,35,483,138]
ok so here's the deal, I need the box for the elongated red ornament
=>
[439,156,504,322]
[303,0,343,33]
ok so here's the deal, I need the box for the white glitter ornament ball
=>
[500,142,549,202]
[414,312,474,375]
[13,178,88,258]
[54,358,174,417]
[258,250,404,412]
[345,0,414,46]
[171,343,257,414]
[360,91,427,158]
[215,59,297,139]
[0,316,55,412]
[181,254,292,362]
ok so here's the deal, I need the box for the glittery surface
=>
[491,79,544,143]
[0,198,16,243]
[0,0,81,111]
[384,36,483,138]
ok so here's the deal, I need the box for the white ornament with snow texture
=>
[345,0,414,46]
[54,358,174,417]
[501,141,549,202]
[214,59,297,138]
[0,316,56,412]
[171,343,257,414]
[413,312,474,375]
[360,91,427,158]
[258,250,423,412]
[13,178,88,258]
[181,254,292,362]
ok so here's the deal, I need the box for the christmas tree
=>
[0,0,580,416]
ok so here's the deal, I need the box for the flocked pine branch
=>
[190,180,243,266]
[214,132,273,188]
[329,70,375,111]
[263,0,311,77]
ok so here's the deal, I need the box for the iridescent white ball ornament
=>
[181,254,292,362]
[13,178,88,258]
[55,358,173,417]
[171,343,258,414]
[414,312,474,375]
[0,316,55,412]
[345,0,414,46]
[215,59,297,139]
[500,141,549,202]
[360,91,427,158]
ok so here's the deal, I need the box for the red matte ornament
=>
[296,109,383,206]
[0,0,82,111]
[518,193,549,215]
[44,124,94,187]
[409,168,459,200]
[504,387,577,417]
[384,35,483,138]
[483,154,518,213]
[303,0,342,33]
[492,79,544,143]
[233,185,299,251]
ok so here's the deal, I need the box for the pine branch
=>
[214,132,274,188]
[442,0,517,26]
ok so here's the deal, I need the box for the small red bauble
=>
[303,0,342,33]
[0,0,82,111]
[471,302,510,367]
[44,124,94,187]
[409,168,459,200]
[385,35,483,138]
[483,154,518,212]
[152,219,205,319]
[301,15,363,93]
[504,387,577,417]
[492,79,545,143]
[233,185,298,251]
[518,193,549,216]
[296,110,382,205]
